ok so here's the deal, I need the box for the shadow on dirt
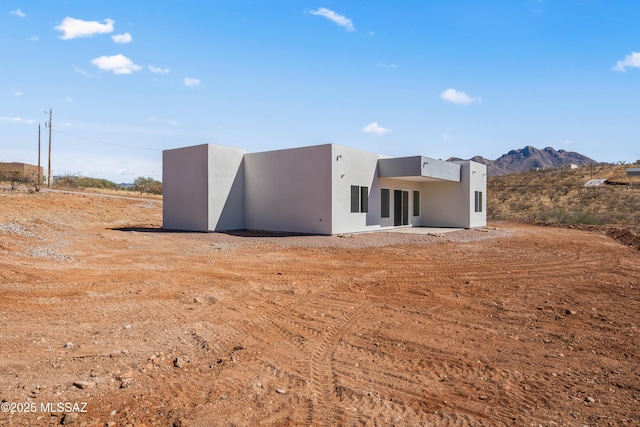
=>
[110,226,182,233]
[110,227,313,238]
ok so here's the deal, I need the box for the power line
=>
[52,128,162,151]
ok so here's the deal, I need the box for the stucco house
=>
[0,162,43,183]
[163,143,486,234]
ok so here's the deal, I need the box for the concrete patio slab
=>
[387,227,464,234]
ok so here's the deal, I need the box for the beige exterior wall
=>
[0,162,43,182]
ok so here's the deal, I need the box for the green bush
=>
[53,174,120,190]
[540,208,605,226]
[133,177,162,195]
[0,170,36,190]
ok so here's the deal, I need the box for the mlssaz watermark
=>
[1,401,88,413]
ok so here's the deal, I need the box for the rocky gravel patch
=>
[0,222,39,238]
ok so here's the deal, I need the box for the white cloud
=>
[377,63,398,68]
[149,116,178,126]
[440,88,481,105]
[74,66,92,76]
[55,17,114,40]
[307,8,355,32]
[10,9,26,18]
[65,96,73,102]
[183,77,201,88]
[91,54,141,74]
[111,32,132,44]
[0,117,34,124]
[442,133,455,141]
[612,52,640,72]
[362,122,391,136]
[149,65,170,74]
[15,91,22,96]
[28,35,39,41]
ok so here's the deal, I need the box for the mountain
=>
[450,146,598,176]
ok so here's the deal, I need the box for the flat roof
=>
[378,156,461,182]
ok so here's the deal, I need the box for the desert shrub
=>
[539,208,605,226]
[509,199,533,212]
[0,170,34,190]
[547,188,561,202]
[133,177,162,195]
[54,174,79,188]
[53,174,119,190]
[76,177,120,190]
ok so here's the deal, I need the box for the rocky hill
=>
[451,146,598,176]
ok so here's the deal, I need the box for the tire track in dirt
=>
[413,254,605,283]
[291,260,501,424]
[316,257,567,426]
[192,264,347,388]
[186,266,375,425]
[333,337,547,425]
[331,361,441,417]
[306,300,373,426]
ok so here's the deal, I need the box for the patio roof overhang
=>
[378,156,461,182]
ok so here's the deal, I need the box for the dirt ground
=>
[1,189,639,427]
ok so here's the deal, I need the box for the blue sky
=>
[1,1,639,182]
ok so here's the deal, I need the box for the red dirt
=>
[1,189,639,426]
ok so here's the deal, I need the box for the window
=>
[360,186,369,213]
[381,189,390,218]
[351,185,369,213]
[474,191,483,213]
[412,191,420,216]
[350,186,359,213]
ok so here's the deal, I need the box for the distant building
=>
[0,162,43,182]
[584,178,607,187]
[568,164,578,169]
[627,168,640,176]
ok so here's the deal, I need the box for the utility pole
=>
[47,109,52,188]
[37,123,41,189]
